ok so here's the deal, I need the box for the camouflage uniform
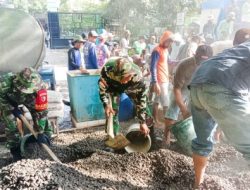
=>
[0,68,52,149]
[99,57,154,135]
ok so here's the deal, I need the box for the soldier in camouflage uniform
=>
[0,67,52,161]
[99,57,154,138]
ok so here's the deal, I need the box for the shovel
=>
[19,115,61,163]
[105,96,130,150]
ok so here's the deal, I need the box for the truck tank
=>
[0,8,45,73]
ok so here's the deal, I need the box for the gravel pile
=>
[1,129,250,189]
[71,149,194,189]
[199,175,234,190]
[0,149,195,190]
[0,159,113,190]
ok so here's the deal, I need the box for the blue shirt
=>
[150,50,160,83]
[191,41,250,94]
[83,41,98,69]
[68,48,82,71]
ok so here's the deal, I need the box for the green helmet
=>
[104,57,143,82]
[115,57,133,76]
[13,67,44,94]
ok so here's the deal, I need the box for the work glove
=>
[25,133,51,146]
[12,107,22,119]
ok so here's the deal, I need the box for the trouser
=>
[110,94,154,136]
[190,84,250,158]
[2,109,53,149]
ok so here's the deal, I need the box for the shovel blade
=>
[105,134,130,150]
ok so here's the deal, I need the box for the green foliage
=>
[59,0,71,12]
[10,0,203,37]
[58,0,109,13]
[11,0,109,14]
[12,0,47,14]
[103,0,202,36]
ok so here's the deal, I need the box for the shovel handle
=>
[16,118,24,137]
[40,143,61,163]
[107,95,114,138]
[20,115,37,138]
[107,113,114,138]
[19,115,61,163]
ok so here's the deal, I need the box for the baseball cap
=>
[73,35,85,43]
[88,30,99,37]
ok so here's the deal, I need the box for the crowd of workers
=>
[66,25,250,188]
[1,10,250,189]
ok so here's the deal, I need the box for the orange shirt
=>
[155,46,169,83]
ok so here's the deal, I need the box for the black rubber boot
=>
[10,147,23,162]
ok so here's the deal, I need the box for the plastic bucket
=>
[125,124,151,153]
[118,93,135,122]
[170,117,196,156]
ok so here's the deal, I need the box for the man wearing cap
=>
[150,31,174,124]
[188,28,250,188]
[164,45,213,146]
[83,31,99,69]
[68,35,85,71]
[0,67,52,161]
[99,57,154,141]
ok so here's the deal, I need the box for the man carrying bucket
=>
[98,57,154,148]
[163,45,213,146]
[189,28,250,188]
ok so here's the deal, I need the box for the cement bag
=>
[47,91,63,103]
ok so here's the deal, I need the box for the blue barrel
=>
[38,66,56,90]
[118,93,135,122]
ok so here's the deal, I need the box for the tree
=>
[59,0,71,12]
[12,0,47,14]
[103,0,202,36]
[58,0,109,13]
